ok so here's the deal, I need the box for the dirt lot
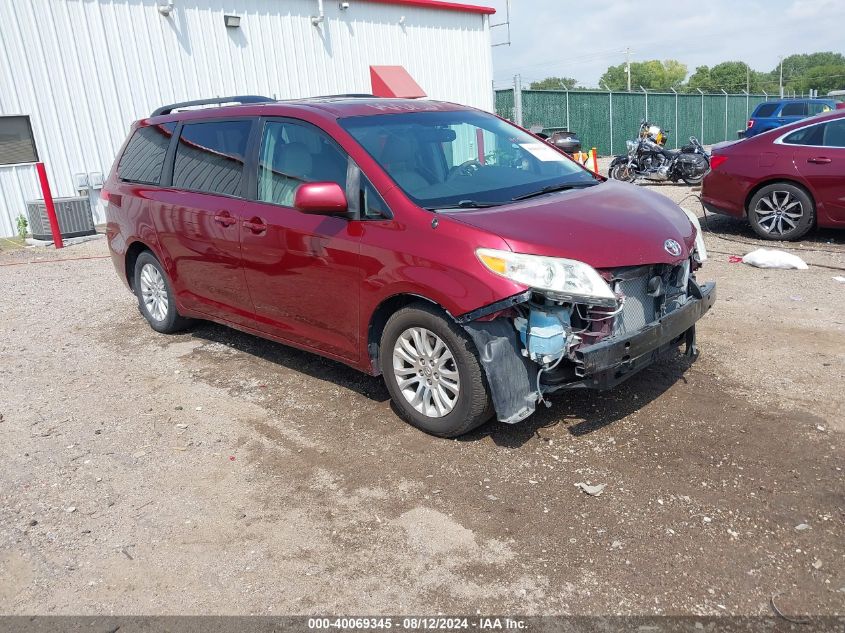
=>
[1,183,843,617]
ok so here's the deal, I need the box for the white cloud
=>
[486,0,845,88]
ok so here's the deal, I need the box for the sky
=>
[467,0,845,89]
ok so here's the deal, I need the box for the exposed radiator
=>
[614,273,657,336]
[26,196,95,241]
[612,264,688,336]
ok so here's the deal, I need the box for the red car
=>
[104,95,714,437]
[702,108,845,240]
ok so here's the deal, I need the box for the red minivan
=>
[104,95,715,437]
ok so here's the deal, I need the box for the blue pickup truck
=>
[743,98,838,137]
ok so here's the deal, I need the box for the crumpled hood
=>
[446,179,697,269]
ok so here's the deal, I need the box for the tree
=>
[685,61,766,93]
[791,64,845,94]
[599,59,687,91]
[529,76,578,91]
[776,52,845,94]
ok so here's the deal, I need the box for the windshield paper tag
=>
[519,142,567,162]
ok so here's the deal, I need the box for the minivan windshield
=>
[340,109,596,209]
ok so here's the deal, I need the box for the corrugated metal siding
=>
[0,0,493,236]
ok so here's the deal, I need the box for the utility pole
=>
[779,56,784,98]
[513,74,523,127]
[625,47,632,92]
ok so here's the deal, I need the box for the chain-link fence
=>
[495,87,771,155]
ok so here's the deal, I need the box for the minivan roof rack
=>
[307,93,377,99]
[151,95,274,117]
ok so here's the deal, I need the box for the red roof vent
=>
[370,65,426,99]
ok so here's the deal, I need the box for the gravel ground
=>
[1,176,843,617]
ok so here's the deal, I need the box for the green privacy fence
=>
[495,88,770,155]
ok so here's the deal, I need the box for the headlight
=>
[680,207,708,262]
[476,248,617,307]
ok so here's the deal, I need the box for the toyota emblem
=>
[664,239,682,257]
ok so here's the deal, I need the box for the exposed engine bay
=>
[461,257,716,424]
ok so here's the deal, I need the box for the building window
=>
[172,120,252,197]
[118,123,176,185]
[0,116,39,165]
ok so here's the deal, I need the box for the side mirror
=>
[294,182,348,215]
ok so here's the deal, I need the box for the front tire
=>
[609,160,636,182]
[380,304,494,438]
[747,183,814,241]
[133,251,192,333]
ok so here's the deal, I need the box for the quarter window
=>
[780,102,807,116]
[257,120,349,207]
[118,123,176,184]
[0,115,39,165]
[361,175,391,219]
[172,120,252,196]
[782,123,825,146]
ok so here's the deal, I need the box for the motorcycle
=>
[609,120,710,185]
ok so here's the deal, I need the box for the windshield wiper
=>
[511,181,598,201]
[426,200,503,211]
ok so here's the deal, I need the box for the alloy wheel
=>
[139,263,169,322]
[392,327,461,418]
[753,190,803,236]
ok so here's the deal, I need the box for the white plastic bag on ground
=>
[741,248,808,270]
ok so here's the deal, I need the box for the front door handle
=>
[807,156,832,164]
[213,212,237,227]
[243,218,267,233]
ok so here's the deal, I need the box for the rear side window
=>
[172,120,252,196]
[780,102,808,116]
[753,103,778,118]
[822,119,845,147]
[118,123,176,184]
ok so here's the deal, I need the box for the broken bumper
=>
[463,281,716,425]
[557,281,716,391]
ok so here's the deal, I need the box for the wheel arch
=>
[125,240,154,292]
[744,178,816,219]
[366,293,454,376]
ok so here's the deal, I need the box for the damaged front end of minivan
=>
[458,248,716,424]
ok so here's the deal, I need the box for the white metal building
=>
[0,0,495,237]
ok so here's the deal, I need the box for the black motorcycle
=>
[609,121,710,185]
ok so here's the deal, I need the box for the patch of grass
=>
[0,236,26,252]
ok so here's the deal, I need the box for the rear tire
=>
[681,173,705,186]
[133,251,193,334]
[380,303,494,438]
[747,183,814,241]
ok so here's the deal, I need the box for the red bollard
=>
[591,147,599,174]
[35,162,63,249]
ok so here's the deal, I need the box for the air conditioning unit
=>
[26,196,96,241]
